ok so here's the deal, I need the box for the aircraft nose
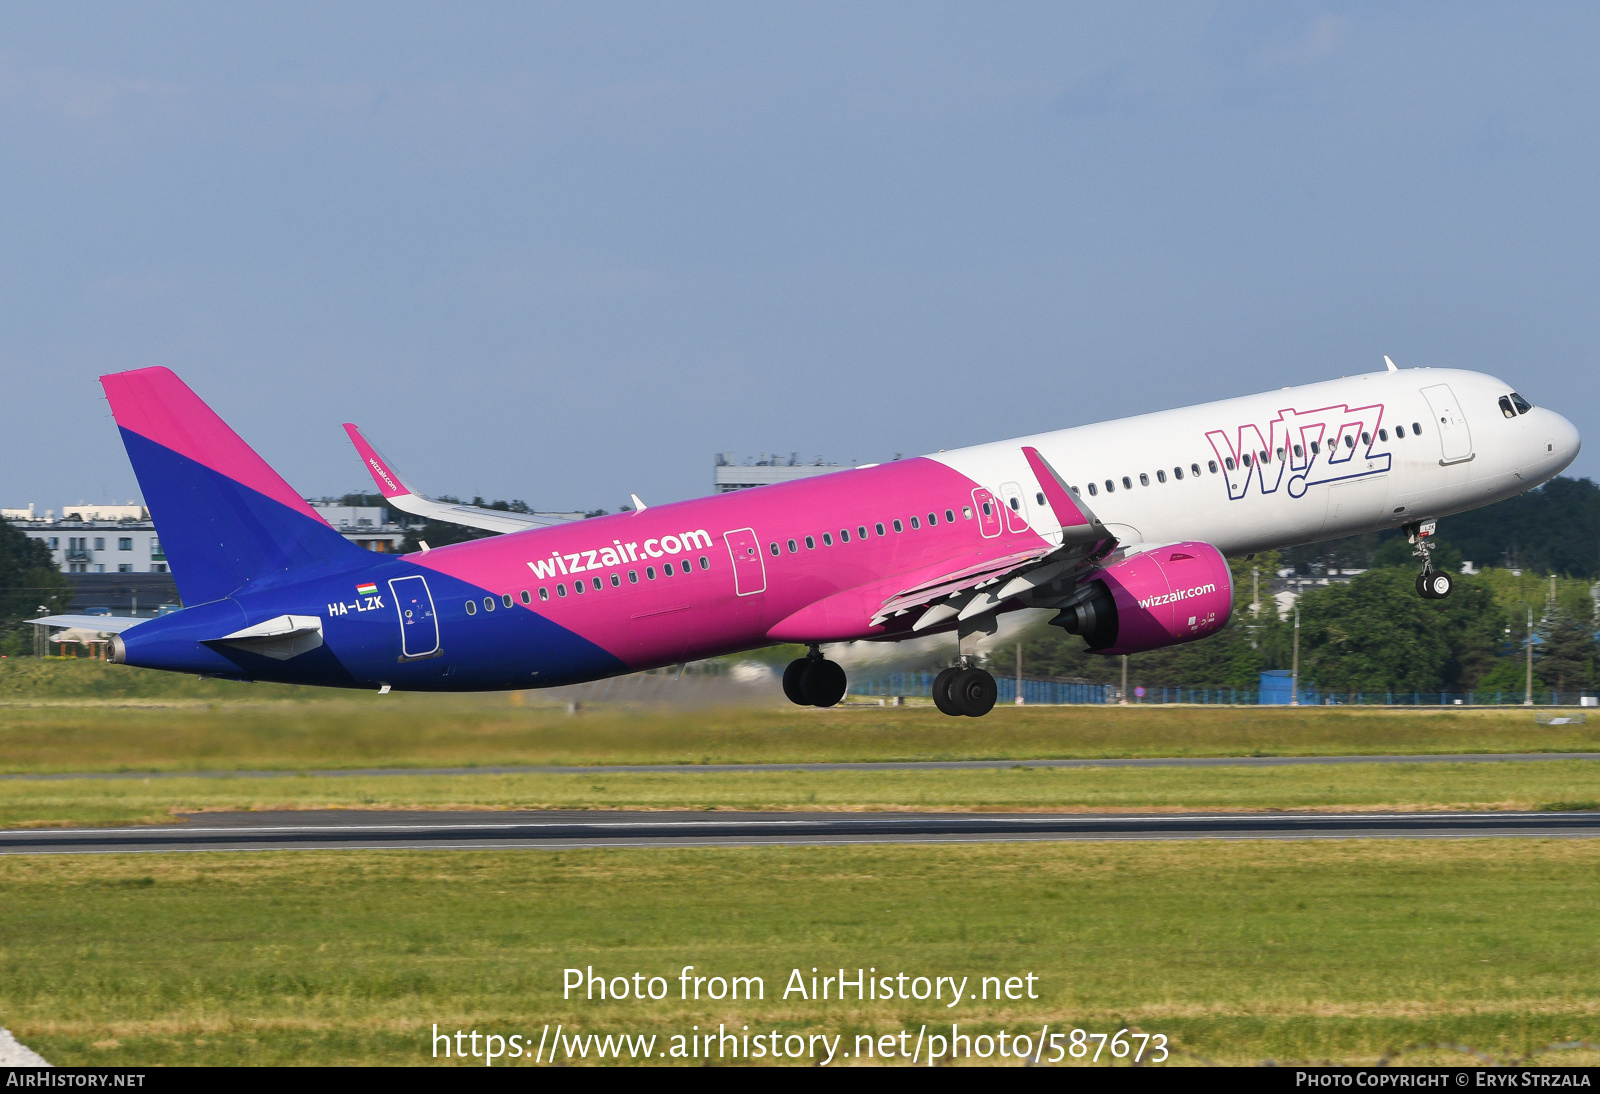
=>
[1546,409,1581,468]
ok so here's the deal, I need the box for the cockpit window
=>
[1510,392,1533,415]
[1499,396,1516,419]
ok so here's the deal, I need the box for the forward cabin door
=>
[1420,384,1474,464]
[388,574,440,660]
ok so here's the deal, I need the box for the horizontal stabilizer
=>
[343,423,575,534]
[209,614,324,661]
[28,614,148,633]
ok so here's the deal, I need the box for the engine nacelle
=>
[1051,541,1232,655]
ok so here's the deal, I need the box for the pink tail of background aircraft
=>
[36,361,1578,716]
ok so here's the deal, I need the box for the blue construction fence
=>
[850,672,1113,705]
[847,672,1598,707]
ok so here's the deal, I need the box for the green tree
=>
[1538,605,1597,695]
[0,521,71,656]
[1295,567,1502,693]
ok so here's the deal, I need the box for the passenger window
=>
[770,542,780,556]
[946,509,955,522]
[859,525,869,537]
[893,519,904,532]
[981,502,992,516]
[1344,435,1355,448]
[1139,473,1149,486]
[788,539,798,553]
[822,532,832,546]
[557,584,567,597]
[1104,479,1115,493]
[1378,429,1388,442]
[484,597,495,611]
[663,562,674,575]
[1033,493,1044,506]
[700,556,709,570]
[610,574,620,587]
[1088,483,1098,496]
[502,594,513,608]
[593,577,602,590]
[539,587,550,601]
[520,590,531,605]
[1224,458,1236,471]
[1240,454,1251,467]
[646,567,655,579]
[1310,441,1320,455]
[960,508,971,521]
[1293,444,1303,458]
[805,535,815,549]
[628,570,638,583]
[928,512,938,525]
[1203,462,1213,474]
[1395,426,1405,438]
[1156,469,1166,483]
[1275,448,1284,461]
[1499,396,1516,419]
[574,581,585,594]
[1070,485,1080,494]
[1361,432,1370,446]
[1121,476,1132,489]
[1412,421,1422,434]
[465,599,477,615]
[1510,392,1532,414]
[875,523,885,536]
[1173,466,1183,480]
[840,529,850,542]
[910,516,921,528]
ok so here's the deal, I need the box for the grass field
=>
[5,660,1598,1067]
[3,841,1598,1067]
[3,697,1597,776]
[3,761,1599,829]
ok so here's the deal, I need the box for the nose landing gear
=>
[1405,519,1453,599]
[782,645,848,708]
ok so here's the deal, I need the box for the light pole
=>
[1525,605,1535,706]
[1290,607,1300,707]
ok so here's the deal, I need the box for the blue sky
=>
[4,3,1597,512]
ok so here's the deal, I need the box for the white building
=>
[7,500,413,574]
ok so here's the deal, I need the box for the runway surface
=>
[5,807,1600,854]
[6,751,1598,782]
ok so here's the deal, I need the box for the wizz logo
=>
[1205,402,1391,501]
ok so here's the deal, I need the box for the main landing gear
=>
[783,646,848,708]
[932,665,998,718]
[1406,519,1453,600]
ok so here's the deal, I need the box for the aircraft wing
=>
[343,423,575,534]
[28,614,148,633]
[875,445,1118,629]
[770,448,1118,643]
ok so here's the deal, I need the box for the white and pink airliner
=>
[46,362,1578,717]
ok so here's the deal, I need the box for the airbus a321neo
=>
[37,361,1578,716]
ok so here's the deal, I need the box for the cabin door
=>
[1420,384,1474,464]
[723,527,767,595]
[389,574,440,660]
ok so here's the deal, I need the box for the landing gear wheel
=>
[800,659,848,708]
[931,667,963,716]
[782,659,810,705]
[950,667,998,717]
[1415,573,1431,599]
[1423,570,1453,599]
